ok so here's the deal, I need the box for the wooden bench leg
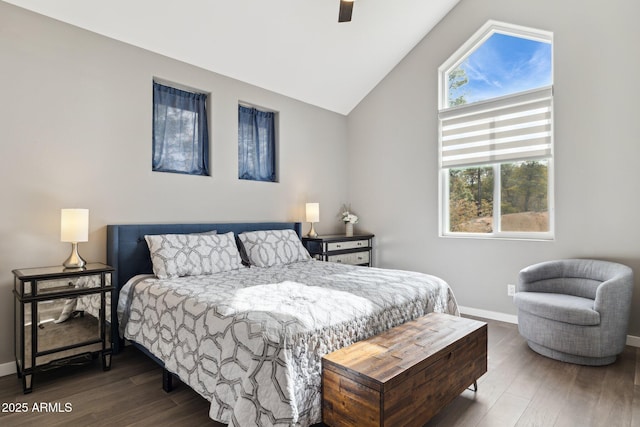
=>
[162,368,174,392]
[102,352,112,371]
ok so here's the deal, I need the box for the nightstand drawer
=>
[328,251,370,265]
[35,275,103,297]
[13,266,108,298]
[327,239,369,251]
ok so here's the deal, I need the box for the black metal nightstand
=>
[12,263,114,393]
[302,234,374,267]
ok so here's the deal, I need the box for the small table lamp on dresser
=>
[306,202,319,238]
[60,208,89,268]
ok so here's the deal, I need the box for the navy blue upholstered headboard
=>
[106,221,302,351]
[107,222,302,290]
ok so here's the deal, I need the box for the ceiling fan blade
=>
[338,0,354,23]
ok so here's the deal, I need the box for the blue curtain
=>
[238,105,276,182]
[153,82,209,176]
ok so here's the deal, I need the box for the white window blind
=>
[439,86,553,168]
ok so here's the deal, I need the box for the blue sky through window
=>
[449,33,552,106]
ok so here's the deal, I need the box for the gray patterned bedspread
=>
[117,260,458,427]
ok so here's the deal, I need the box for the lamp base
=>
[63,242,86,269]
[307,222,318,238]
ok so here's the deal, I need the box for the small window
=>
[238,105,277,182]
[152,81,209,176]
[438,21,553,239]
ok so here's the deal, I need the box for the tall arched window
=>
[438,20,553,239]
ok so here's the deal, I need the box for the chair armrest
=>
[593,269,634,353]
[594,271,634,316]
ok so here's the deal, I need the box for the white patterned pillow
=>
[145,232,242,279]
[238,229,311,267]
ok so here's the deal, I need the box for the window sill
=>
[440,232,554,242]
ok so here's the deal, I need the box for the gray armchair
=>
[514,259,633,366]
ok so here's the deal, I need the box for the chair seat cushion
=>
[514,292,600,326]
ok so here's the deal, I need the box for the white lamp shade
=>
[61,209,89,243]
[305,203,320,222]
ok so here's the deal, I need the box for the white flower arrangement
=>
[340,205,359,224]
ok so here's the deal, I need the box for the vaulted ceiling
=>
[4,0,460,115]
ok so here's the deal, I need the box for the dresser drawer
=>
[37,275,102,296]
[302,234,374,268]
[327,251,370,265]
[327,239,369,251]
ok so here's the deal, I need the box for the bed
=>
[106,222,459,427]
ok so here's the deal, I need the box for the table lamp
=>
[305,203,319,238]
[61,208,89,268]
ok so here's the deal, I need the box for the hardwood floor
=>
[0,317,638,426]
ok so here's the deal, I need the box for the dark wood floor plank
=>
[631,386,640,427]
[0,347,214,426]
[502,343,550,401]
[127,393,217,427]
[512,359,579,427]
[552,364,609,427]
[635,348,640,385]
[476,391,530,427]
[584,346,635,427]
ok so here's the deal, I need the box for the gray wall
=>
[0,2,348,365]
[348,0,640,334]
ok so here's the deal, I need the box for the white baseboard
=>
[0,361,16,377]
[458,305,640,348]
[626,335,640,348]
[458,305,518,324]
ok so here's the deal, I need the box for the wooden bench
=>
[322,312,487,427]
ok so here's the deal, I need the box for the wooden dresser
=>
[302,234,374,267]
[322,313,487,427]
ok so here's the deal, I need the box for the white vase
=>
[345,222,354,237]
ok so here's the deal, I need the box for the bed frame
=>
[106,221,302,356]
